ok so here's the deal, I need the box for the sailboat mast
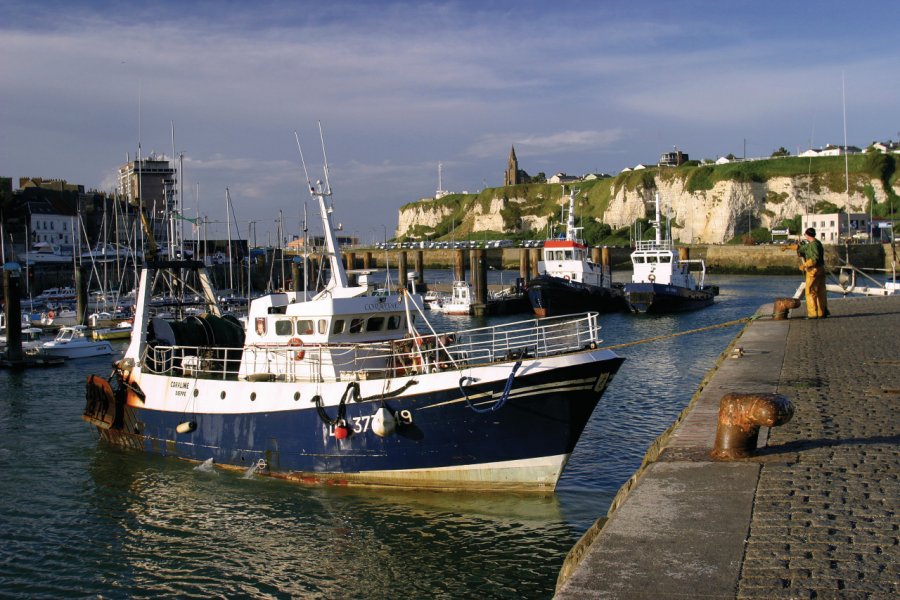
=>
[226,188,233,292]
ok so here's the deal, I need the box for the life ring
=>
[648,274,656,282]
[288,337,305,361]
[47,310,55,319]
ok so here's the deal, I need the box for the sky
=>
[2,0,899,245]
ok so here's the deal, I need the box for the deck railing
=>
[140,312,602,383]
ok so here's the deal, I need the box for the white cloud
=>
[2,1,899,241]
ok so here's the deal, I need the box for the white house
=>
[26,199,79,246]
[801,212,870,243]
[869,141,900,154]
[801,144,862,158]
[547,172,580,184]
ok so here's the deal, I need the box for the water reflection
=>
[83,452,576,598]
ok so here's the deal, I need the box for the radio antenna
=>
[294,130,315,196]
[318,121,332,197]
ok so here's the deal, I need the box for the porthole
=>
[220,391,226,399]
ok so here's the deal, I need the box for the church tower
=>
[504,146,519,186]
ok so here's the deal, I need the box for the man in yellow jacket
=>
[799,227,829,318]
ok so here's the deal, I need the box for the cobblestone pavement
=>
[738,297,900,599]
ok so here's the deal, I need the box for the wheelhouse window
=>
[349,318,365,333]
[387,315,402,330]
[317,319,327,334]
[367,316,385,332]
[296,319,314,335]
[275,320,293,336]
[332,319,346,334]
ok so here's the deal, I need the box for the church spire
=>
[504,145,519,186]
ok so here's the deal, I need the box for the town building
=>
[798,144,862,158]
[801,212,872,243]
[547,172,580,184]
[659,148,689,167]
[503,146,528,186]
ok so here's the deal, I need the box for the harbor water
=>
[0,274,801,598]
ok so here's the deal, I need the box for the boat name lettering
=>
[364,302,401,311]
[170,381,190,390]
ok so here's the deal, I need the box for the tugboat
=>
[83,148,624,491]
[428,280,473,315]
[527,188,624,318]
[623,192,717,313]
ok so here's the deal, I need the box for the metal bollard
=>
[772,297,801,320]
[710,392,794,460]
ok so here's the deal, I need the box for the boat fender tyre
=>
[288,337,305,361]
[648,274,656,282]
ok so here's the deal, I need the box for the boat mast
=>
[654,191,662,246]
[563,186,580,242]
[295,127,349,291]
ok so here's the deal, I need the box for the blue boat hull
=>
[527,275,625,318]
[89,356,624,490]
[623,282,715,314]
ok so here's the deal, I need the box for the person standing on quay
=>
[799,227,829,318]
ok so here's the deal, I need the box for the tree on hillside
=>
[771,147,790,157]
[582,220,612,246]
[814,200,841,214]
[779,215,802,234]
[529,172,546,184]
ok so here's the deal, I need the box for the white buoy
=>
[371,407,396,437]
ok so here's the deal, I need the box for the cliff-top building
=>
[503,146,528,186]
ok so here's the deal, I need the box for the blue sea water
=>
[0,274,801,598]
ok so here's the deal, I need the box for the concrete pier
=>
[556,295,900,599]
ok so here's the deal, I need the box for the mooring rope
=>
[598,316,757,351]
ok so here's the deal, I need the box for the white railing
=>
[140,312,602,383]
[634,239,673,252]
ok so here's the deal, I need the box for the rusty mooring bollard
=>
[772,297,801,320]
[710,393,794,460]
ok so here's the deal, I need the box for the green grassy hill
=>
[398,153,899,246]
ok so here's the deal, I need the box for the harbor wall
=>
[19,243,893,298]
[362,243,891,275]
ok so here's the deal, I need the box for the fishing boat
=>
[83,164,624,491]
[428,280,474,315]
[38,325,113,359]
[527,188,624,318]
[623,192,717,313]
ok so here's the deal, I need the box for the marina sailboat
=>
[623,192,717,313]
[83,145,624,491]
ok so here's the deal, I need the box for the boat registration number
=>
[328,410,413,436]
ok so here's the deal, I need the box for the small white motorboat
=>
[38,325,113,359]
